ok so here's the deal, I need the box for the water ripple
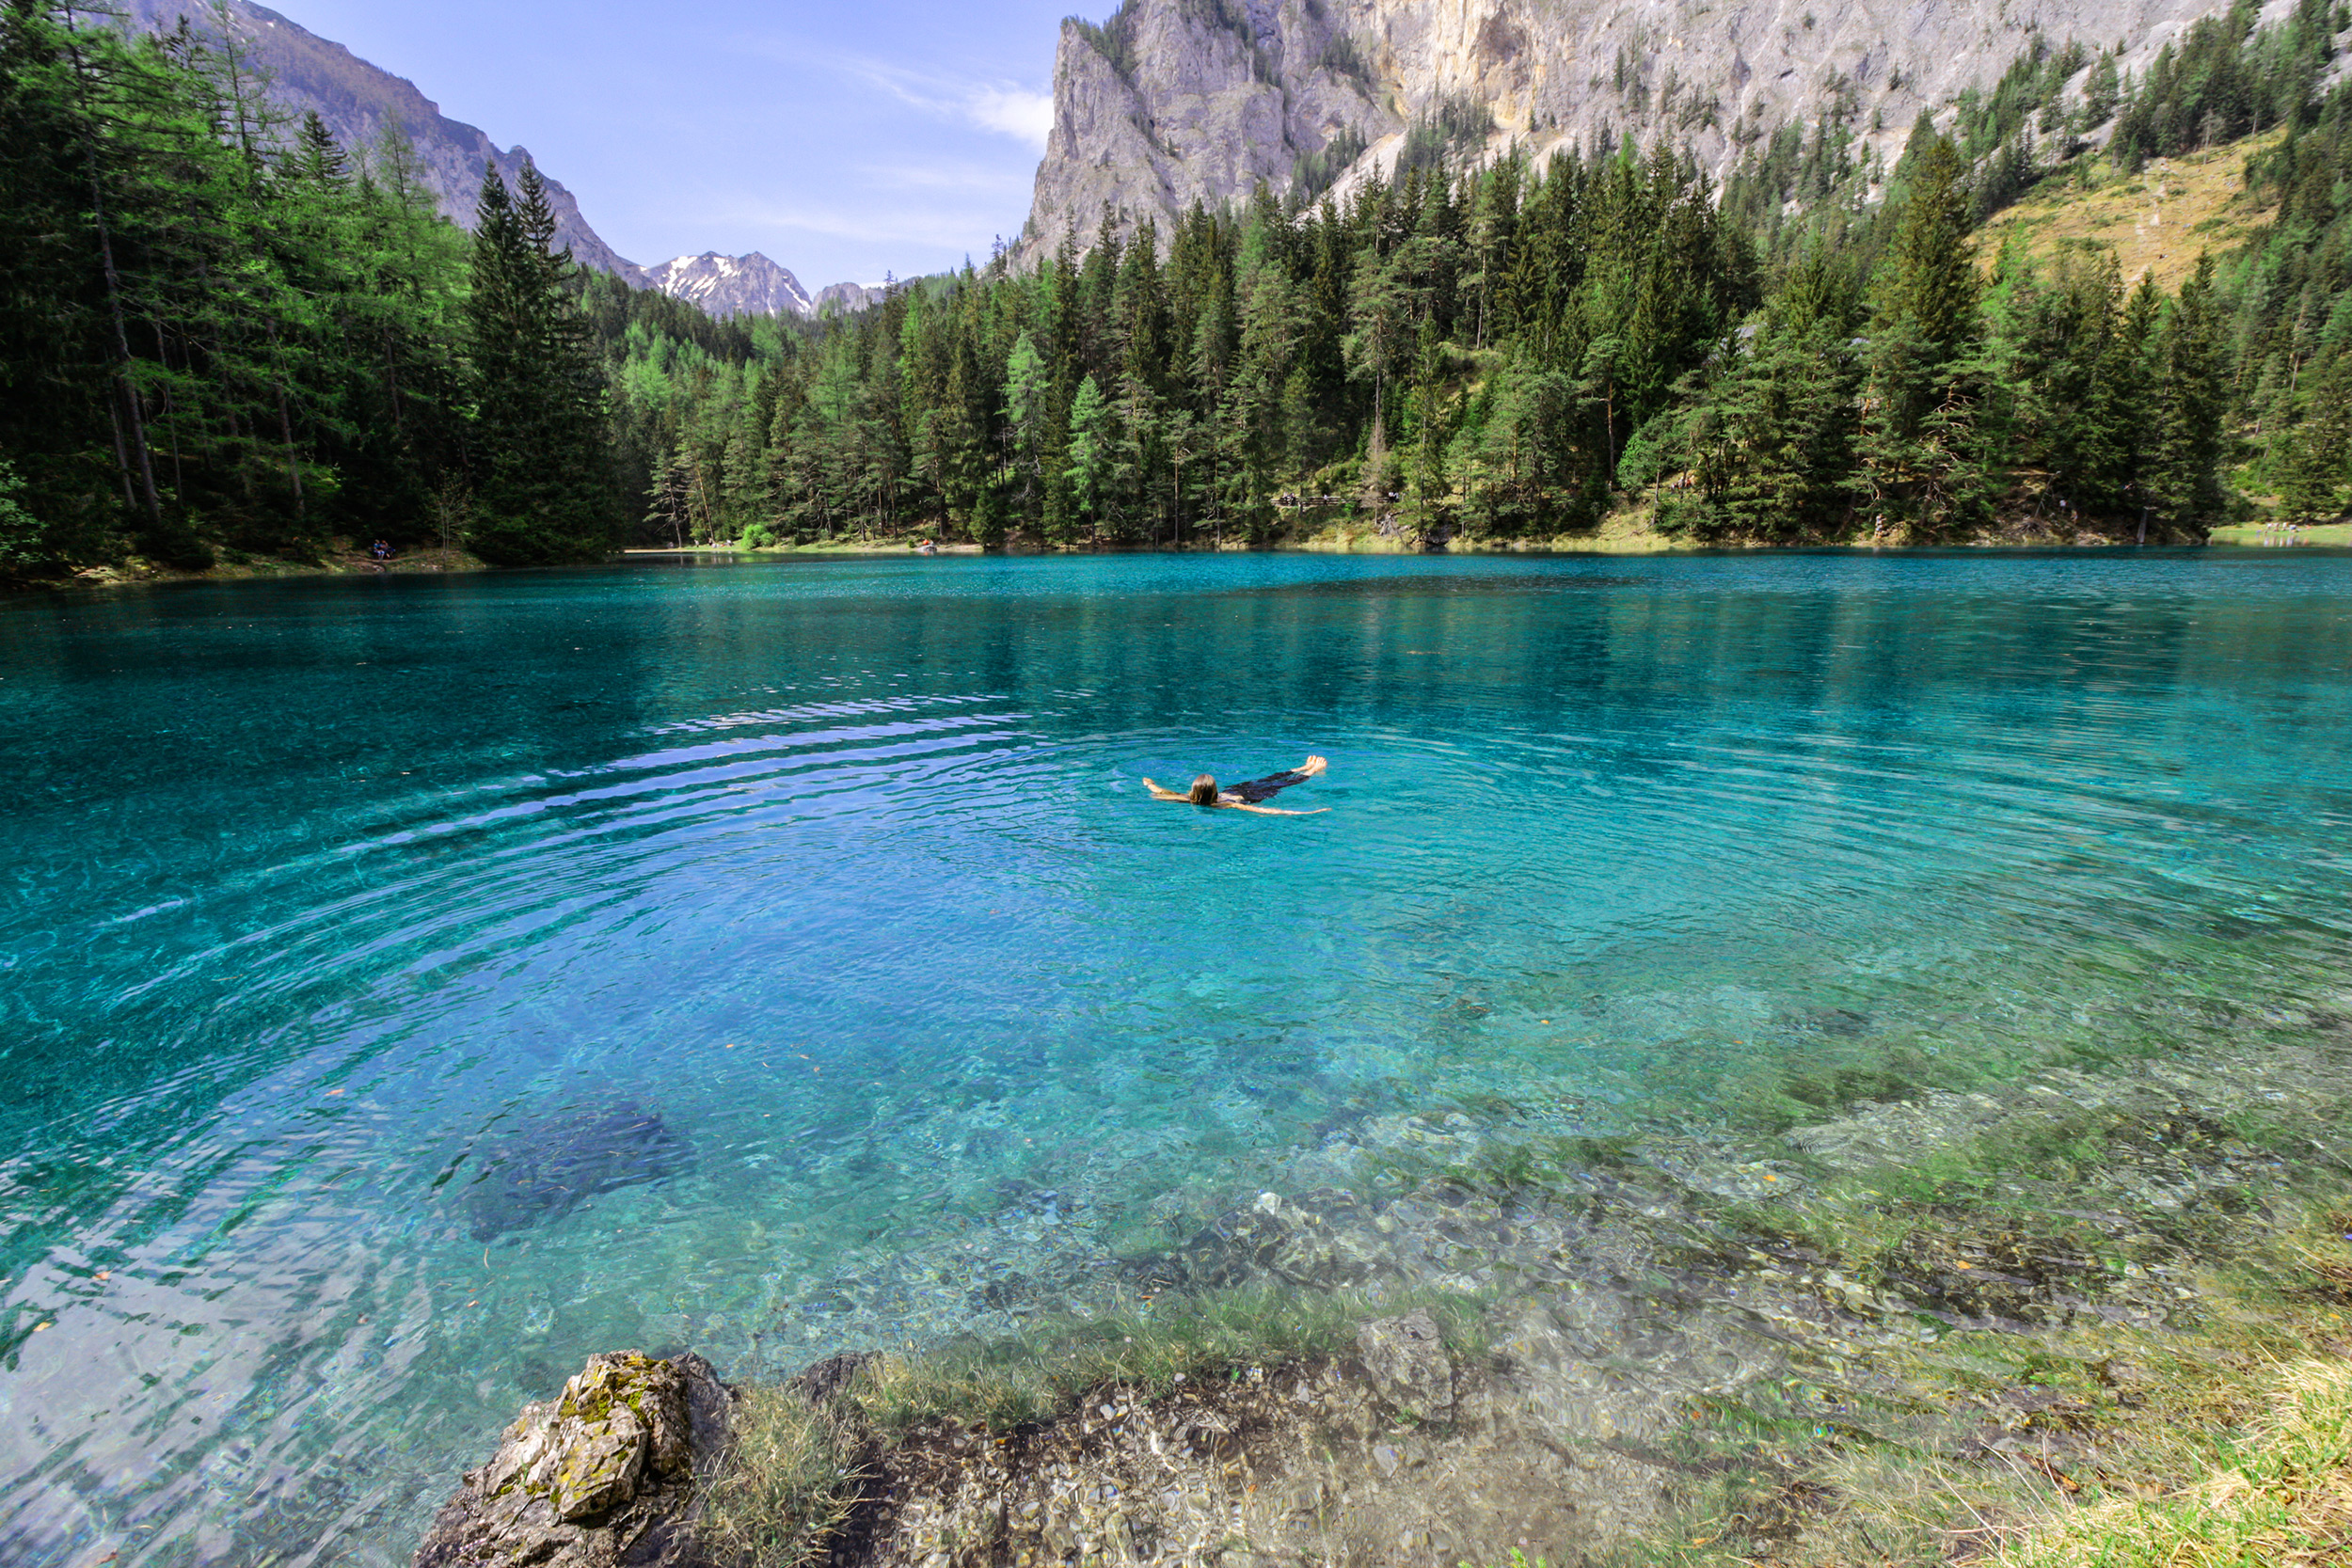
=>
[1,551,2348,1565]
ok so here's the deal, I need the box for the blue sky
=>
[276,0,1091,285]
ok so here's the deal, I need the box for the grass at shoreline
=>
[693,1015,2352,1566]
[30,524,2325,593]
[1579,1047,2352,1566]
[2209,521,2352,547]
[1616,1224,2352,1568]
[856,1284,1495,1435]
[698,1283,1498,1563]
[8,541,489,591]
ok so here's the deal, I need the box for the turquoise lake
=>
[3,549,2350,1564]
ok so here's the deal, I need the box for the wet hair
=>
[1187,774,1218,806]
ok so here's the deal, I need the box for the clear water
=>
[3,549,2350,1564]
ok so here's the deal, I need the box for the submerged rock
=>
[1783,1005,1874,1038]
[1173,1187,1388,1289]
[412,1351,734,1568]
[1356,1307,1455,1422]
[461,1104,693,1242]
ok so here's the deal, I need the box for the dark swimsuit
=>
[1225,768,1314,804]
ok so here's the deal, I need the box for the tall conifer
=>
[463,161,612,563]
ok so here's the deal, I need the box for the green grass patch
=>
[1599,1302,2352,1567]
[693,1281,1499,1558]
[2210,520,2352,546]
[855,1282,1490,1433]
[696,1384,859,1568]
[1575,1161,2352,1567]
[1995,1358,2352,1567]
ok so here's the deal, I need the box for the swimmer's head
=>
[1187,774,1218,806]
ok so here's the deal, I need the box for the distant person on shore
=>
[1144,755,1329,815]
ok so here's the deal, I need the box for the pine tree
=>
[1003,328,1048,515]
[1662,247,1862,539]
[2141,254,2230,536]
[464,162,613,563]
[2046,272,2146,521]
[1856,136,1994,534]
[0,458,43,566]
[1065,373,1116,544]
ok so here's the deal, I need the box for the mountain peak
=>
[646,252,815,318]
[645,255,891,319]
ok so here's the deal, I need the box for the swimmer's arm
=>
[1222,801,1327,816]
[1140,778,1189,801]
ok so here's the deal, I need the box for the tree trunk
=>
[385,331,405,433]
[152,324,185,494]
[68,34,164,530]
[104,397,135,511]
[1604,377,1616,478]
[276,379,304,519]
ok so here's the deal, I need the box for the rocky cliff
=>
[123,0,644,283]
[1021,0,2268,257]
[813,280,890,316]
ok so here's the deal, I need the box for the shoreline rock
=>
[413,1352,735,1568]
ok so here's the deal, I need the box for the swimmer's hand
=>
[1141,777,1189,801]
[1295,754,1328,777]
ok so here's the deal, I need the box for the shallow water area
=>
[2,548,2350,1565]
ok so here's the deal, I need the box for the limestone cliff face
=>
[1024,0,1387,258]
[1023,0,2261,256]
[813,280,891,316]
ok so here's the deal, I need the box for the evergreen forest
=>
[4,0,2351,576]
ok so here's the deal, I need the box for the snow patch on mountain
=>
[646,252,816,318]
[648,255,891,318]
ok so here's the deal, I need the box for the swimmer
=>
[1143,755,1329,816]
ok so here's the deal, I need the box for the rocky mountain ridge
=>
[122,0,890,317]
[645,252,818,318]
[644,254,891,319]
[811,280,892,315]
[1020,0,2295,258]
[125,0,644,281]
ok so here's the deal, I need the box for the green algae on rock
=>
[415,1353,734,1568]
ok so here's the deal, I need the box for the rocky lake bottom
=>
[409,980,2352,1566]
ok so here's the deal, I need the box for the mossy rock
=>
[520,1354,696,1520]
[438,1351,723,1565]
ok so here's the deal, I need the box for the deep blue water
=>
[2,549,2349,1564]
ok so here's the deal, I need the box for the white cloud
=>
[964,86,1055,144]
[744,37,1055,148]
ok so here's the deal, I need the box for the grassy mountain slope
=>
[1986,129,2285,293]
